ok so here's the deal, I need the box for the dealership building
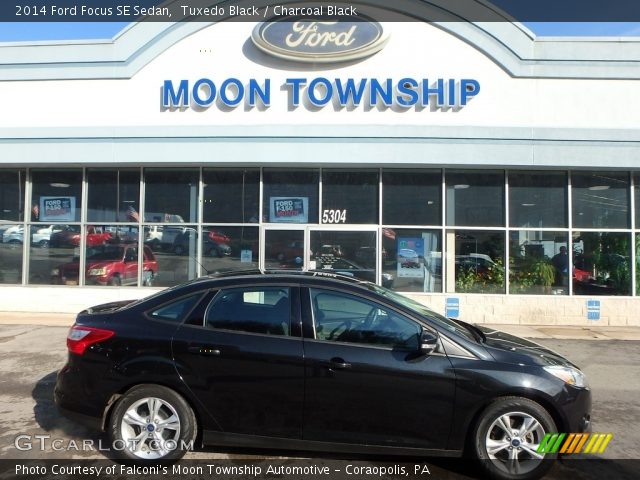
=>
[0,3,639,325]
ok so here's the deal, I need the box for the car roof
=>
[177,269,373,290]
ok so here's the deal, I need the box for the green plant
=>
[531,259,556,287]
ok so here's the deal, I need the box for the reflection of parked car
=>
[104,226,138,244]
[455,254,497,273]
[50,225,111,248]
[2,224,68,247]
[52,244,157,286]
[206,230,230,244]
[272,240,304,262]
[398,248,420,268]
[355,246,386,268]
[173,230,231,257]
[319,258,394,288]
[145,226,193,251]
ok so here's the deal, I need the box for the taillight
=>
[67,326,115,355]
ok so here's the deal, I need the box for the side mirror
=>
[420,330,439,355]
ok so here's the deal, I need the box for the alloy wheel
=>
[120,396,181,459]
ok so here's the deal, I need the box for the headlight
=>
[544,365,588,388]
[50,268,60,276]
[88,268,107,276]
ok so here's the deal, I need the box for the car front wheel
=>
[471,397,556,480]
[108,385,197,461]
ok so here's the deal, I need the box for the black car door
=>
[172,284,305,439]
[302,287,456,449]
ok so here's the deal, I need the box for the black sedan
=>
[55,271,591,480]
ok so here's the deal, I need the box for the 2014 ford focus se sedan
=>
[55,271,591,480]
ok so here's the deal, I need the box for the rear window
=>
[148,293,202,322]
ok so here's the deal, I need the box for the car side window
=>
[205,287,291,336]
[148,293,202,322]
[310,289,420,349]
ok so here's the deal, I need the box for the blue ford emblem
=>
[252,16,389,63]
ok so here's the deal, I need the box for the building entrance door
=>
[262,227,382,286]
[263,228,307,271]
[307,229,380,285]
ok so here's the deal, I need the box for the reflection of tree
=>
[574,233,630,295]
[455,232,504,293]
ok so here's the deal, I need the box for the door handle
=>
[328,357,351,370]
[187,346,221,356]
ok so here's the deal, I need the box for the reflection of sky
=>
[0,22,639,42]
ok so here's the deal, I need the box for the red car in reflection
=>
[207,230,231,244]
[52,244,157,286]
[49,225,112,248]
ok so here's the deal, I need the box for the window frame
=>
[203,284,298,338]
[305,286,425,351]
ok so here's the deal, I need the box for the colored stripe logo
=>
[537,433,613,454]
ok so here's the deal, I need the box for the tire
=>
[108,275,122,286]
[37,240,49,248]
[108,384,197,462]
[173,245,184,255]
[471,397,556,480]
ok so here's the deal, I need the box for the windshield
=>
[88,246,124,261]
[367,284,477,341]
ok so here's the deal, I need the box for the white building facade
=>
[1,7,639,325]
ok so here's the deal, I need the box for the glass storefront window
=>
[144,224,198,287]
[31,169,82,222]
[81,225,142,287]
[322,170,379,224]
[509,231,568,295]
[203,169,259,223]
[263,170,319,224]
[636,233,640,296]
[573,231,631,296]
[310,230,380,285]
[635,173,640,228]
[509,171,567,228]
[0,170,25,222]
[202,226,259,273]
[381,229,441,293]
[265,230,304,270]
[0,170,25,284]
[572,171,629,229]
[446,230,505,293]
[446,170,504,227]
[87,169,140,222]
[382,170,441,226]
[144,169,198,223]
[31,228,79,285]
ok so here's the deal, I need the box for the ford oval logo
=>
[252,17,389,63]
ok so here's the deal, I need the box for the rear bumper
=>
[54,366,105,431]
[54,384,103,431]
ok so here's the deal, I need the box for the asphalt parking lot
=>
[0,324,639,479]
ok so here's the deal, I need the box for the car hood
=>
[476,325,576,368]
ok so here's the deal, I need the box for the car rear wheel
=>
[108,385,197,461]
[471,397,556,480]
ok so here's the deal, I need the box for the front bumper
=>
[557,385,592,434]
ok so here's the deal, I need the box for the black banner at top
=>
[4,0,640,22]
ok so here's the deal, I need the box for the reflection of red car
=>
[52,245,157,286]
[573,267,591,282]
[49,225,112,248]
[207,230,230,244]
